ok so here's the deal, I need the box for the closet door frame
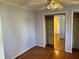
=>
[42,11,67,51]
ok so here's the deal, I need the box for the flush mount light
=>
[47,0,63,10]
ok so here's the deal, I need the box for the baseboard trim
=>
[36,45,45,48]
[65,49,72,53]
[12,45,36,59]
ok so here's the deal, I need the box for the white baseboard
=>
[36,44,45,48]
[65,49,72,53]
[12,45,36,59]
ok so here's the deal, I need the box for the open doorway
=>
[54,14,66,51]
[45,15,54,47]
[73,11,79,52]
[45,13,66,51]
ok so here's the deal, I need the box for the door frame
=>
[42,11,67,52]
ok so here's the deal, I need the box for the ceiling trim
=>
[0,0,32,10]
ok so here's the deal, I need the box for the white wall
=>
[35,12,46,47]
[0,16,5,59]
[35,4,79,53]
[0,3,36,59]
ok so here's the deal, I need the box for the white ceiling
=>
[0,0,79,10]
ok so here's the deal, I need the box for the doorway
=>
[45,15,54,47]
[45,13,66,51]
[73,12,79,52]
[54,14,66,51]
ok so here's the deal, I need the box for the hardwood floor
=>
[15,45,79,59]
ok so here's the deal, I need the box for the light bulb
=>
[52,0,55,3]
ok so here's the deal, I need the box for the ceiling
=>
[0,0,79,10]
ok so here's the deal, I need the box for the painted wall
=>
[0,16,5,59]
[0,3,36,59]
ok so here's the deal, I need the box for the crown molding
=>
[0,0,32,11]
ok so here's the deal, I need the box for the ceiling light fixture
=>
[47,0,63,10]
